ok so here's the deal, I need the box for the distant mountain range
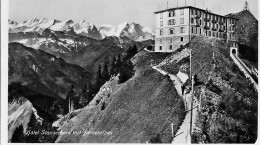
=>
[9,18,154,41]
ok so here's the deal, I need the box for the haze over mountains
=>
[9,18,154,41]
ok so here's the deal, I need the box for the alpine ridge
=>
[9,18,154,41]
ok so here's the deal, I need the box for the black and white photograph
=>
[1,0,259,143]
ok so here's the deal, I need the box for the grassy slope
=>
[56,51,185,143]
[190,37,257,143]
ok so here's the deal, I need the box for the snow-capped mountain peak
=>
[9,19,154,41]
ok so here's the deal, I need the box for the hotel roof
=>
[154,6,239,20]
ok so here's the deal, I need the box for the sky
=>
[9,0,258,29]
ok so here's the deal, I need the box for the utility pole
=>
[177,0,179,7]
[167,0,169,9]
[190,49,192,79]
[189,49,193,135]
[190,75,194,134]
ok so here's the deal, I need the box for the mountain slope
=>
[54,51,186,143]
[188,36,257,143]
[9,43,91,100]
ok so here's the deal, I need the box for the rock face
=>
[226,10,258,63]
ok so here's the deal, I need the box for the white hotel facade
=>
[154,6,239,52]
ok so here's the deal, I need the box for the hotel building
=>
[154,6,239,52]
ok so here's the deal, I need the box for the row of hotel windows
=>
[161,17,229,28]
[160,8,236,25]
[159,26,233,37]
[159,37,184,45]
[192,27,228,39]
[160,9,184,19]
[158,30,231,42]
[191,9,231,24]
[160,27,185,35]
[191,27,227,38]
[160,18,184,27]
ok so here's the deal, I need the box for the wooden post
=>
[190,75,194,134]
[171,123,174,138]
[69,95,71,113]
[199,88,204,111]
[184,94,187,111]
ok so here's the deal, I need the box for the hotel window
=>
[191,18,194,24]
[181,37,184,42]
[170,38,173,42]
[191,27,194,33]
[169,10,175,17]
[160,13,163,19]
[160,29,163,36]
[180,18,184,24]
[170,45,172,50]
[197,10,200,16]
[159,46,162,50]
[160,39,163,43]
[191,9,194,15]
[160,21,163,27]
[231,19,234,24]
[168,19,176,25]
[169,28,175,35]
[180,9,184,15]
[180,27,185,33]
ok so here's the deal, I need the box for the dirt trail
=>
[152,66,198,144]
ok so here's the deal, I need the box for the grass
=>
[190,36,258,143]
[56,50,185,143]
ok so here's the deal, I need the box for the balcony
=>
[212,19,218,23]
[219,28,225,32]
[204,25,210,30]
[230,22,236,26]
[192,23,200,27]
[195,14,201,18]
[204,17,211,21]
[219,21,225,25]
[212,27,218,31]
